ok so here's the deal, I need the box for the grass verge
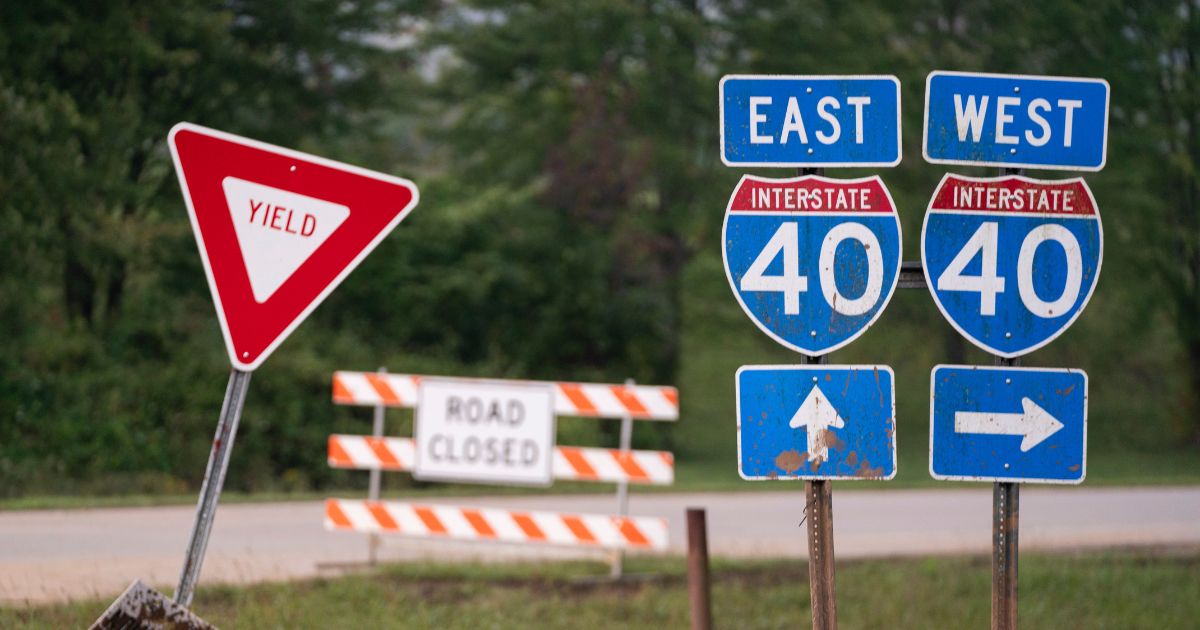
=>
[5,549,1199,628]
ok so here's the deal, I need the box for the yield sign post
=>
[164,123,419,607]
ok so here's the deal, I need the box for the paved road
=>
[2,486,1198,604]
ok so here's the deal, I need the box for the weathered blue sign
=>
[738,365,896,480]
[721,75,901,167]
[922,174,1103,358]
[723,175,902,356]
[930,365,1087,484]
[923,71,1109,171]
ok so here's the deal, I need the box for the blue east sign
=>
[922,174,1103,358]
[720,75,901,167]
[723,174,902,356]
[923,71,1109,171]
[738,365,896,480]
[930,365,1087,484]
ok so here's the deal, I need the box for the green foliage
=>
[0,1,1197,496]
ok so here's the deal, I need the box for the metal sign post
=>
[153,122,420,610]
[801,167,836,630]
[174,368,251,607]
[611,378,635,578]
[719,75,904,629]
[802,352,837,630]
[992,354,1021,630]
[990,166,1022,630]
[367,366,387,566]
[922,68,1107,627]
[686,507,713,630]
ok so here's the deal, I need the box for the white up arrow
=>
[788,385,845,463]
[954,398,1064,452]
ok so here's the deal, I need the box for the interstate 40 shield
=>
[922,174,1103,357]
[723,175,902,355]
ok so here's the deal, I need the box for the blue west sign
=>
[723,175,902,356]
[930,365,1087,484]
[738,365,896,480]
[922,174,1103,358]
[720,75,901,167]
[923,71,1110,171]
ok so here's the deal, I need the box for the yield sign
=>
[168,123,419,371]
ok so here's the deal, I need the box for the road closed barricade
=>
[324,371,678,568]
[328,435,675,485]
[331,371,679,420]
[324,500,668,550]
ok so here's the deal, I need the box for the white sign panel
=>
[414,379,556,486]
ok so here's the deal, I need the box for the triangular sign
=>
[168,122,419,371]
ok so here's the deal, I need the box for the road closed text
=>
[414,380,556,486]
[426,396,541,467]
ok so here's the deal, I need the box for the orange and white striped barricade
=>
[328,435,674,485]
[325,499,668,551]
[331,371,679,421]
[326,372,678,573]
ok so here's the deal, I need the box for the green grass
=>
[6,550,1199,628]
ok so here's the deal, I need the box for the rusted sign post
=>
[991,161,1022,630]
[923,68,1106,629]
[686,507,713,630]
[994,166,1022,629]
[802,349,836,629]
[720,75,904,630]
[805,482,836,628]
[992,480,1019,628]
[992,478,1020,629]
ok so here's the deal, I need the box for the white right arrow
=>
[789,385,845,463]
[954,397,1064,452]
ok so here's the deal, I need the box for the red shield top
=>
[168,123,419,371]
[928,174,1098,216]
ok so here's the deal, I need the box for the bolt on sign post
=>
[923,71,1108,630]
[720,74,903,629]
[149,123,419,609]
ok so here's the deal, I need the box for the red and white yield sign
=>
[168,123,420,370]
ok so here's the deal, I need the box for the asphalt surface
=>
[2,486,1198,604]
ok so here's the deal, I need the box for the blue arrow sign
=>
[923,71,1109,171]
[738,365,896,480]
[721,75,901,167]
[922,174,1103,357]
[723,175,902,356]
[930,365,1087,484]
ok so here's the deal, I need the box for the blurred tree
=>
[0,0,426,491]
[395,1,725,388]
[1,0,1197,495]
